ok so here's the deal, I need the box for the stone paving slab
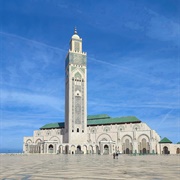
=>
[0,154,179,179]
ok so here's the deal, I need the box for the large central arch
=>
[122,135,133,154]
[138,134,150,154]
[96,133,113,155]
[49,136,60,143]
[96,133,112,143]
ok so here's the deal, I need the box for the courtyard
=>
[0,154,179,179]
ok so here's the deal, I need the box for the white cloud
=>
[125,21,144,31]
[0,31,66,52]
[1,90,64,111]
[146,10,180,44]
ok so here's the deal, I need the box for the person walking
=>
[116,152,118,159]
[113,153,116,159]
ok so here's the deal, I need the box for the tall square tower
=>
[64,28,87,144]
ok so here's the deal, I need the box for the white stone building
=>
[23,29,180,155]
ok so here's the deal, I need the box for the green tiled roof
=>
[40,122,64,130]
[40,115,141,130]
[87,116,140,126]
[159,137,172,144]
[87,114,110,120]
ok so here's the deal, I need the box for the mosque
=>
[23,29,180,155]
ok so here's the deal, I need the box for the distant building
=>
[23,29,180,155]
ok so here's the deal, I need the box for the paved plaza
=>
[0,154,179,179]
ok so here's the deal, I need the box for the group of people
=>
[113,152,119,159]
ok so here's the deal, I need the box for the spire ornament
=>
[74,27,77,34]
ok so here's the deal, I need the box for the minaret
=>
[64,28,87,144]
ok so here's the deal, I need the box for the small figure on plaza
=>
[113,153,116,159]
[116,152,118,159]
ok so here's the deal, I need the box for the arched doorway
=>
[176,148,180,154]
[123,139,132,154]
[126,148,130,154]
[96,145,99,154]
[89,145,93,154]
[48,144,53,153]
[163,146,169,154]
[65,145,69,154]
[104,145,109,155]
[139,138,150,154]
[76,145,81,154]
[143,148,146,154]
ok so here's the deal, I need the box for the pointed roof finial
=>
[74,26,77,34]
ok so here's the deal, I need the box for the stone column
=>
[100,143,103,155]
[150,131,154,153]
[55,144,56,154]
[45,144,48,154]
[109,144,111,154]
[133,141,138,154]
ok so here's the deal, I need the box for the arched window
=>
[74,42,80,52]
[123,138,132,154]
[77,128,79,132]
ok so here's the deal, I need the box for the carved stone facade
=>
[64,28,87,144]
[23,120,180,155]
[23,29,180,155]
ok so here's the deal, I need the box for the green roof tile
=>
[159,137,172,143]
[87,114,110,120]
[87,116,141,126]
[40,122,64,129]
[40,115,141,130]
[40,115,141,129]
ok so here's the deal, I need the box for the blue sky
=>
[0,0,179,151]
